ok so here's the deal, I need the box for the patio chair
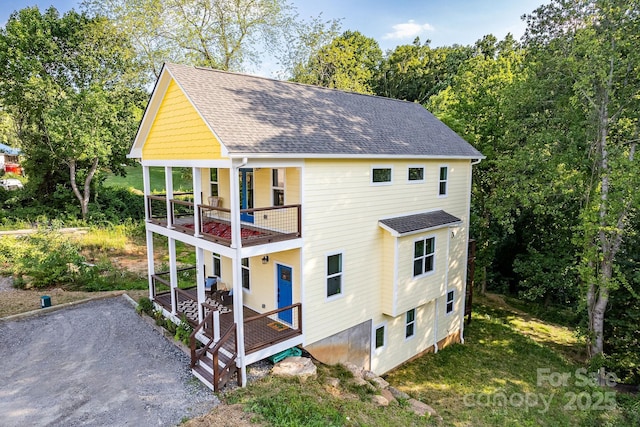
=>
[204,196,222,219]
[204,276,218,297]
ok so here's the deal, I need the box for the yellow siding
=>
[142,79,225,161]
[371,301,436,374]
[302,159,470,358]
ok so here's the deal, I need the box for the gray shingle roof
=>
[164,63,483,158]
[379,210,462,235]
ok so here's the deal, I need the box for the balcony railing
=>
[146,194,301,247]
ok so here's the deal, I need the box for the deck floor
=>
[154,289,300,354]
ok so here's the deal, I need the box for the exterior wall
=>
[301,159,471,373]
[142,79,225,161]
[305,320,372,369]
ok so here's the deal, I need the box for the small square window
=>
[446,290,455,314]
[372,168,392,183]
[375,325,385,349]
[408,167,424,182]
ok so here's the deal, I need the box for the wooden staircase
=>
[189,308,241,392]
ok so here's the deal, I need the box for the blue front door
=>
[240,168,254,223]
[277,264,293,324]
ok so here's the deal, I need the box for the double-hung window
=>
[210,168,219,196]
[438,166,448,196]
[405,309,416,338]
[326,253,343,298]
[446,290,455,314]
[272,169,285,206]
[241,258,250,291]
[414,237,435,277]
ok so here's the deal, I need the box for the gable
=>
[141,79,226,161]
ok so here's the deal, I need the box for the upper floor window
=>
[272,168,285,206]
[438,166,448,196]
[414,237,435,277]
[405,309,416,338]
[446,290,455,314]
[210,168,219,197]
[327,253,343,298]
[241,258,250,290]
[408,166,424,182]
[372,167,392,184]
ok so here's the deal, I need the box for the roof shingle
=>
[164,63,483,158]
[379,210,462,235]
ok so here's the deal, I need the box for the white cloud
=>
[383,20,435,40]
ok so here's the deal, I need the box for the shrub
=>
[175,315,193,345]
[137,297,154,316]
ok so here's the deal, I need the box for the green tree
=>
[0,7,146,219]
[82,0,296,77]
[524,0,640,358]
[375,38,473,103]
[292,30,382,94]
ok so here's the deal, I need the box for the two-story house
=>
[128,63,483,391]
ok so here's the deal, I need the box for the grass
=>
[104,165,193,192]
[226,364,435,427]
[217,297,639,427]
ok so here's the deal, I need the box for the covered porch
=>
[151,272,303,356]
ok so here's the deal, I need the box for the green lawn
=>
[223,298,639,427]
[104,165,193,192]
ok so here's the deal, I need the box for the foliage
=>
[137,297,154,316]
[104,164,194,193]
[0,7,146,220]
[0,232,85,289]
[292,30,382,94]
[376,37,473,103]
[82,0,297,78]
[175,315,193,345]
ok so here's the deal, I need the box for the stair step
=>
[192,365,214,391]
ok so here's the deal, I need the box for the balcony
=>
[146,193,301,247]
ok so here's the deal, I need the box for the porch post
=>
[165,166,174,228]
[196,246,205,323]
[193,167,202,237]
[230,158,247,387]
[169,237,178,315]
[142,165,151,222]
[146,229,155,300]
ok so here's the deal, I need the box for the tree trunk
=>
[69,157,100,221]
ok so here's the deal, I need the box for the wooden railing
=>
[244,303,302,353]
[190,309,215,369]
[208,324,240,392]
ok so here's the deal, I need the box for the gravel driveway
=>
[0,296,216,426]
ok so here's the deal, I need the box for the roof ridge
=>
[173,63,419,107]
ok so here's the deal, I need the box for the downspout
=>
[434,298,439,353]
[231,157,248,386]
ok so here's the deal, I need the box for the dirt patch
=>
[183,403,264,427]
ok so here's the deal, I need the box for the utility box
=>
[40,295,51,308]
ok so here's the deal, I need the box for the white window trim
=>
[325,250,344,301]
[438,164,449,197]
[446,289,455,315]
[405,308,417,341]
[413,235,436,278]
[212,252,222,278]
[373,322,387,352]
[241,257,251,293]
[370,165,393,186]
[272,168,285,206]
[210,168,219,196]
[407,165,425,184]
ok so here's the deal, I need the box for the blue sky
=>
[2,0,546,74]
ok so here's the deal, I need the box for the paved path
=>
[0,297,215,426]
